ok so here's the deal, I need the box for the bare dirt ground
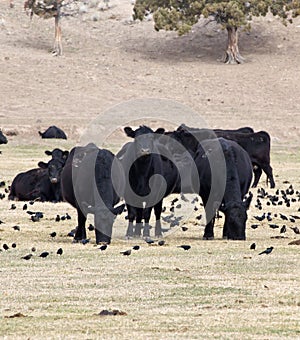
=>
[0,1,300,339]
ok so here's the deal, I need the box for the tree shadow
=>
[120,19,285,64]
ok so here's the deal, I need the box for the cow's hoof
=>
[203,236,214,240]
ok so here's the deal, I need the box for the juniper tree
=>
[133,0,300,64]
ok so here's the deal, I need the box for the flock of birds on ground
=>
[0,124,299,262]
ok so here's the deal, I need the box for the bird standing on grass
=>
[258,247,274,255]
[120,249,131,256]
[178,245,191,251]
[56,248,63,255]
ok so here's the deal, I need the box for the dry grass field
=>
[0,0,300,339]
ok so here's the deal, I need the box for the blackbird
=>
[250,243,256,250]
[258,246,274,255]
[88,224,95,231]
[120,249,131,256]
[23,204,27,210]
[49,232,57,238]
[21,254,33,260]
[3,243,9,250]
[132,245,140,250]
[56,248,63,255]
[280,225,286,234]
[99,244,108,251]
[158,240,165,246]
[12,225,20,231]
[178,245,191,251]
[55,215,60,222]
[39,252,50,258]
[290,227,300,234]
[11,243,17,248]
[181,226,188,232]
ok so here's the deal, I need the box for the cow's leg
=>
[134,208,143,237]
[53,14,62,56]
[94,210,112,245]
[125,205,135,238]
[222,216,228,239]
[143,207,152,237]
[203,199,216,240]
[252,165,262,188]
[74,208,87,241]
[154,200,163,237]
[262,164,275,188]
[203,216,215,240]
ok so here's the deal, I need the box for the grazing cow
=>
[193,138,253,240]
[0,130,8,144]
[173,125,275,188]
[9,148,68,202]
[60,143,125,244]
[39,126,67,139]
[118,126,179,238]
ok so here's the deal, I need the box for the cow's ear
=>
[124,127,135,138]
[155,128,165,134]
[63,151,69,159]
[38,161,48,169]
[45,150,52,156]
[112,204,125,216]
[243,192,253,210]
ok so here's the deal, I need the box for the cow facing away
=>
[174,125,275,188]
[193,138,253,240]
[60,143,125,244]
[39,126,67,139]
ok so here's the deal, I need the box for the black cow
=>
[0,130,8,144]
[9,148,68,202]
[118,126,179,238]
[39,126,67,139]
[193,138,253,240]
[174,125,275,188]
[60,143,125,244]
[178,124,254,134]
[45,148,69,160]
[9,168,52,201]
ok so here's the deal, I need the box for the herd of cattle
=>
[2,124,276,244]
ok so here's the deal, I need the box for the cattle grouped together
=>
[8,124,275,244]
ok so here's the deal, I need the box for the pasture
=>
[1,0,300,339]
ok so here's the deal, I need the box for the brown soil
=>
[0,0,300,146]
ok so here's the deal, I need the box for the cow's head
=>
[93,203,125,244]
[45,148,69,161]
[38,158,65,184]
[124,125,165,157]
[222,193,253,240]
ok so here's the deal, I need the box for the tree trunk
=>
[222,26,244,64]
